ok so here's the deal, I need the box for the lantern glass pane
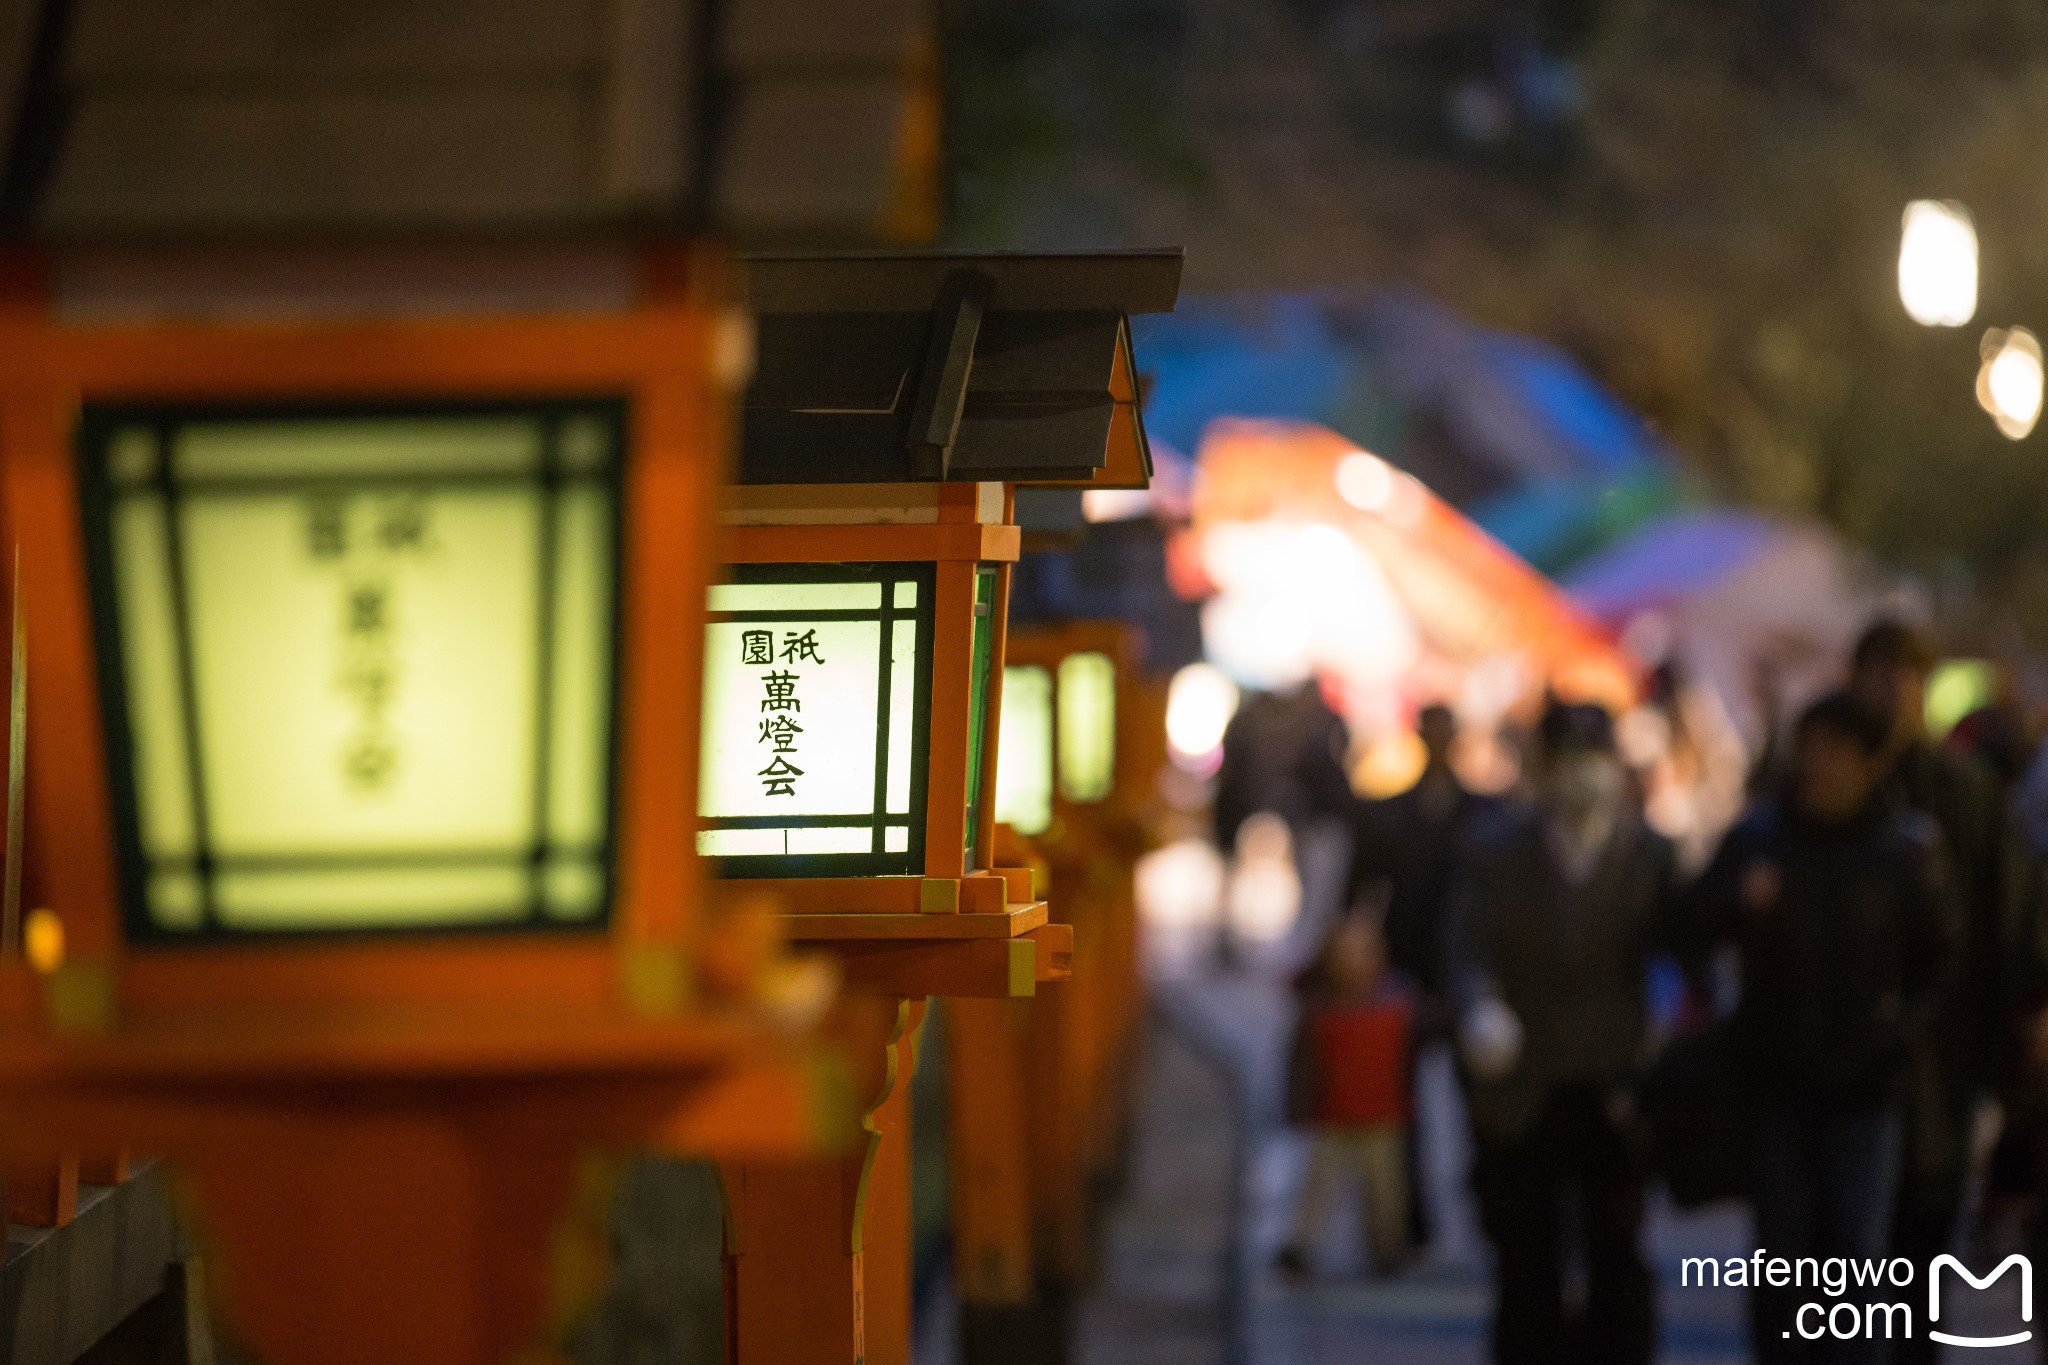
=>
[995,665,1053,837]
[1057,651,1117,803]
[698,562,934,877]
[81,402,623,940]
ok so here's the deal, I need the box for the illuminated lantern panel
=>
[81,403,622,938]
[996,665,1053,837]
[1056,651,1116,803]
[699,564,934,876]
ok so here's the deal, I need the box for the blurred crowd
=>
[1224,618,2048,1364]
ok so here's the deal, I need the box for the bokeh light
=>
[1979,327,2044,440]
[1899,199,1978,327]
[24,907,64,976]
[1335,450,1395,512]
[1165,662,1240,768]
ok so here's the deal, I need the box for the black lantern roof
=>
[739,250,1183,487]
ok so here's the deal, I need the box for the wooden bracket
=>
[906,270,991,480]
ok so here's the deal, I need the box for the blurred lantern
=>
[994,645,1122,831]
[1899,200,1978,327]
[1055,651,1117,803]
[994,664,1055,837]
[1165,662,1239,769]
[1978,327,2044,440]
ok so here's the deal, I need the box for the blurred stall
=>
[1173,418,1639,787]
[1134,290,1679,577]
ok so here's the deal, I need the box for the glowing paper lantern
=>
[698,564,935,875]
[994,665,1054,836]
[81,404,621,937]
[1056,651,1117,803]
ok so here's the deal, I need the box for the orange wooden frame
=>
[0,245,729,1022]
[967,620,1159,1314]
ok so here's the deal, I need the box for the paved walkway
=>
[1074,966,1753,1365]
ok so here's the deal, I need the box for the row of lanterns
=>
[1898,199,2044,440]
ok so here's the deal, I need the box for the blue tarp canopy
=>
[1132,289,1679,574]
[1562,510,1786,621]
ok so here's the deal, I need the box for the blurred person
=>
[1448,702,1679,1365]
[1689,691,1957,1364]
[1349,703,1488,1007]
[1944,693,2048,1258]
[1848,619,2013,1360]
[2008,717,2048,860]
[1212,681,1353,852]
[1949,697,2036,795]
[1347,702,1498,1249]
[1277,911,1416,1280]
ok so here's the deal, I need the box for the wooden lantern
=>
[0,242,846,1365]
[709,252,1180,1365]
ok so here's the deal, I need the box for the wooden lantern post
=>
[0,242,851,1365]
[706,252,1181,1365]
[954,621,1166,1363]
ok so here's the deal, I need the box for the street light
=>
[1899,200,1978,327]
[1978,327,2044,440]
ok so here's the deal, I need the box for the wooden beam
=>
[833,938,1035,1000]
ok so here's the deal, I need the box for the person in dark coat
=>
[1448,702,1679,1365]
[1212,681,1354,853]
[1348,703,1495,1248]
[1847,619,2014,1361]
[1350,703,1491,1006]
[1690,691,1958,1364]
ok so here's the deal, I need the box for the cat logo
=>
[1930,1254,2033,1348]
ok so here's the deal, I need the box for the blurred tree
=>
[944,0,2048,630]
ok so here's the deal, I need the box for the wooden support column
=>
[1028,970,1091,1292]
[167,1110,594,1365]
[724,996,927,1365]
[950,996,1070,1365]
